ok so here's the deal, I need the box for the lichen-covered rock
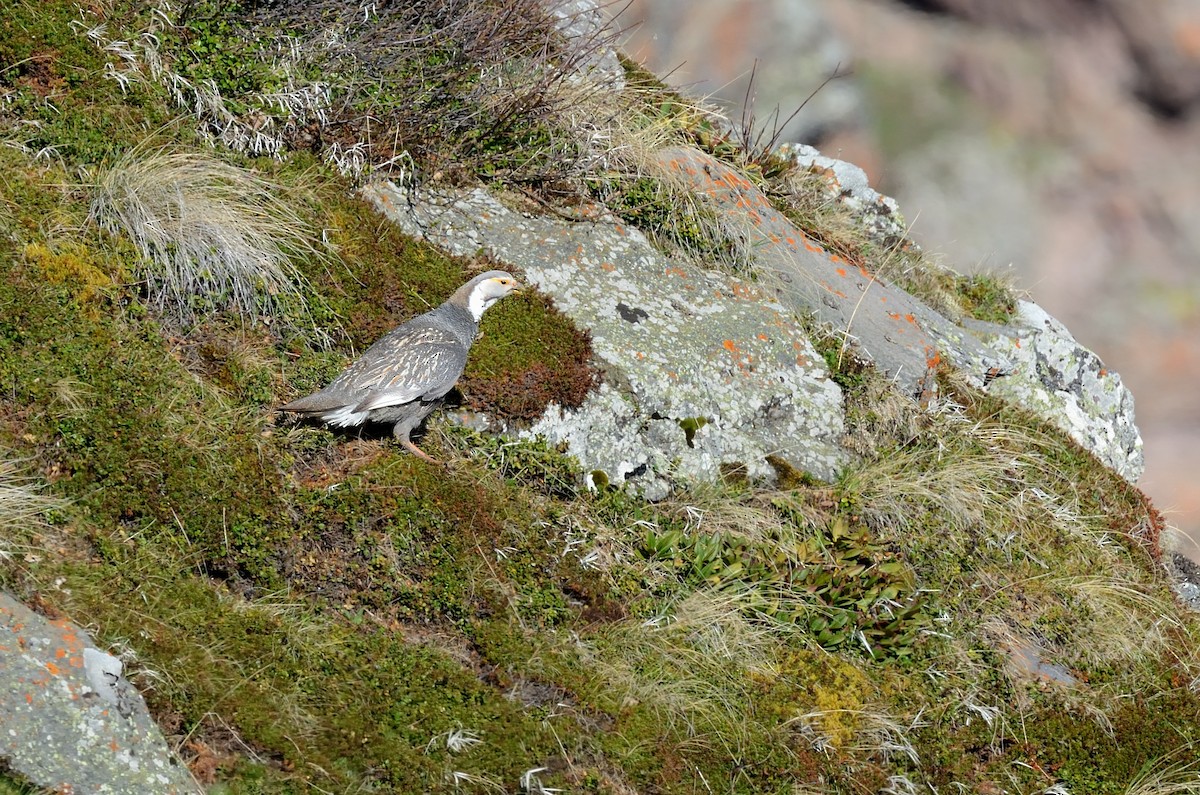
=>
[980,300,1144,482]
[364,181,846,495]
[772,146,1146,484]
[0,592,199,794]
[653,146,1010,394]
[550,0,625,88]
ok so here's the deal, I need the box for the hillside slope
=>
[1,2,1196,794]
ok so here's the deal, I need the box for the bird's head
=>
[462,270,521,322]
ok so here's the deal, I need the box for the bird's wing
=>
[344,327,467,413]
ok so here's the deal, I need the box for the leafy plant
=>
[642,514,931,660]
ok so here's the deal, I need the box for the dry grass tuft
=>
[584,589,781,751]
[1125,748,1200,795]
[0,455,67,561]
[88,147,322,325]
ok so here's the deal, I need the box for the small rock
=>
[0,592,200,794]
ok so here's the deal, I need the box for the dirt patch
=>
[16,51,65,96]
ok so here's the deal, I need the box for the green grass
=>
[0,2,1195,794]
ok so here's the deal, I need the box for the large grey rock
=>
[652,146,1010,394]
[365,139,1145,491]
[364,181,846,497]
[776,145,1144,481]
[0,592,200,794]
[769,144,1145,482]
[550,0,626,89]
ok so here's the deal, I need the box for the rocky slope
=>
[624,0,1200,557]
[0,1,1195,793]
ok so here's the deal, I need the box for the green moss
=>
[0,766,43,795]
[462,290,598,422]
[171,0,272,105]
[21,241,119,312]
[1014,693,1200,794]
[25,539,563,794]
[677,415,708,448]
[589,175,739,267]
[956,272,1018,323]
[0,1,176,164]
[804,319,873,392]
[0,240,289,583]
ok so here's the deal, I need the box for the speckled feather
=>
[280,271,519,457]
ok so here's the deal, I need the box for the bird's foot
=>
[401,438,444,467]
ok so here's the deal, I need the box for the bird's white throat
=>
[467,285,496,322]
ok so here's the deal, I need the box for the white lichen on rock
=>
[982,301,1144,481]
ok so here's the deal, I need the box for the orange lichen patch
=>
[829,254,844,264]
[600,262,616,272]
[636,352,646,360]
[880,296,888,303]
[757,333,769,341]
[719,338,758,374]
[725,171,755,190]
[904,314,916,325]
[614,224,625,235]
[768,232,781,243]
[804,240,822,253]
[835,267,847,277]
[925,349,942,370]
[1015,339,1022,348]
[1099,368,1107,376]
[56,647,67,659]
[664,266,688,278]
[51,620,83,653]
[25,693,33,704]
[731,282,762,299]
[110,739,121,752]
[45,661,62,676]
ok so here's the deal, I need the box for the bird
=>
[279,270,521,462]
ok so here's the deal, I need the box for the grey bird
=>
[280,270,521,462]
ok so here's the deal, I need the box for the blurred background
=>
[620,0,1200,558]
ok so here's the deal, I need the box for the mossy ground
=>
[1,3,1199,794]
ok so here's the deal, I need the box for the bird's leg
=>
[394,420,441,465]
[401,437,440,465]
